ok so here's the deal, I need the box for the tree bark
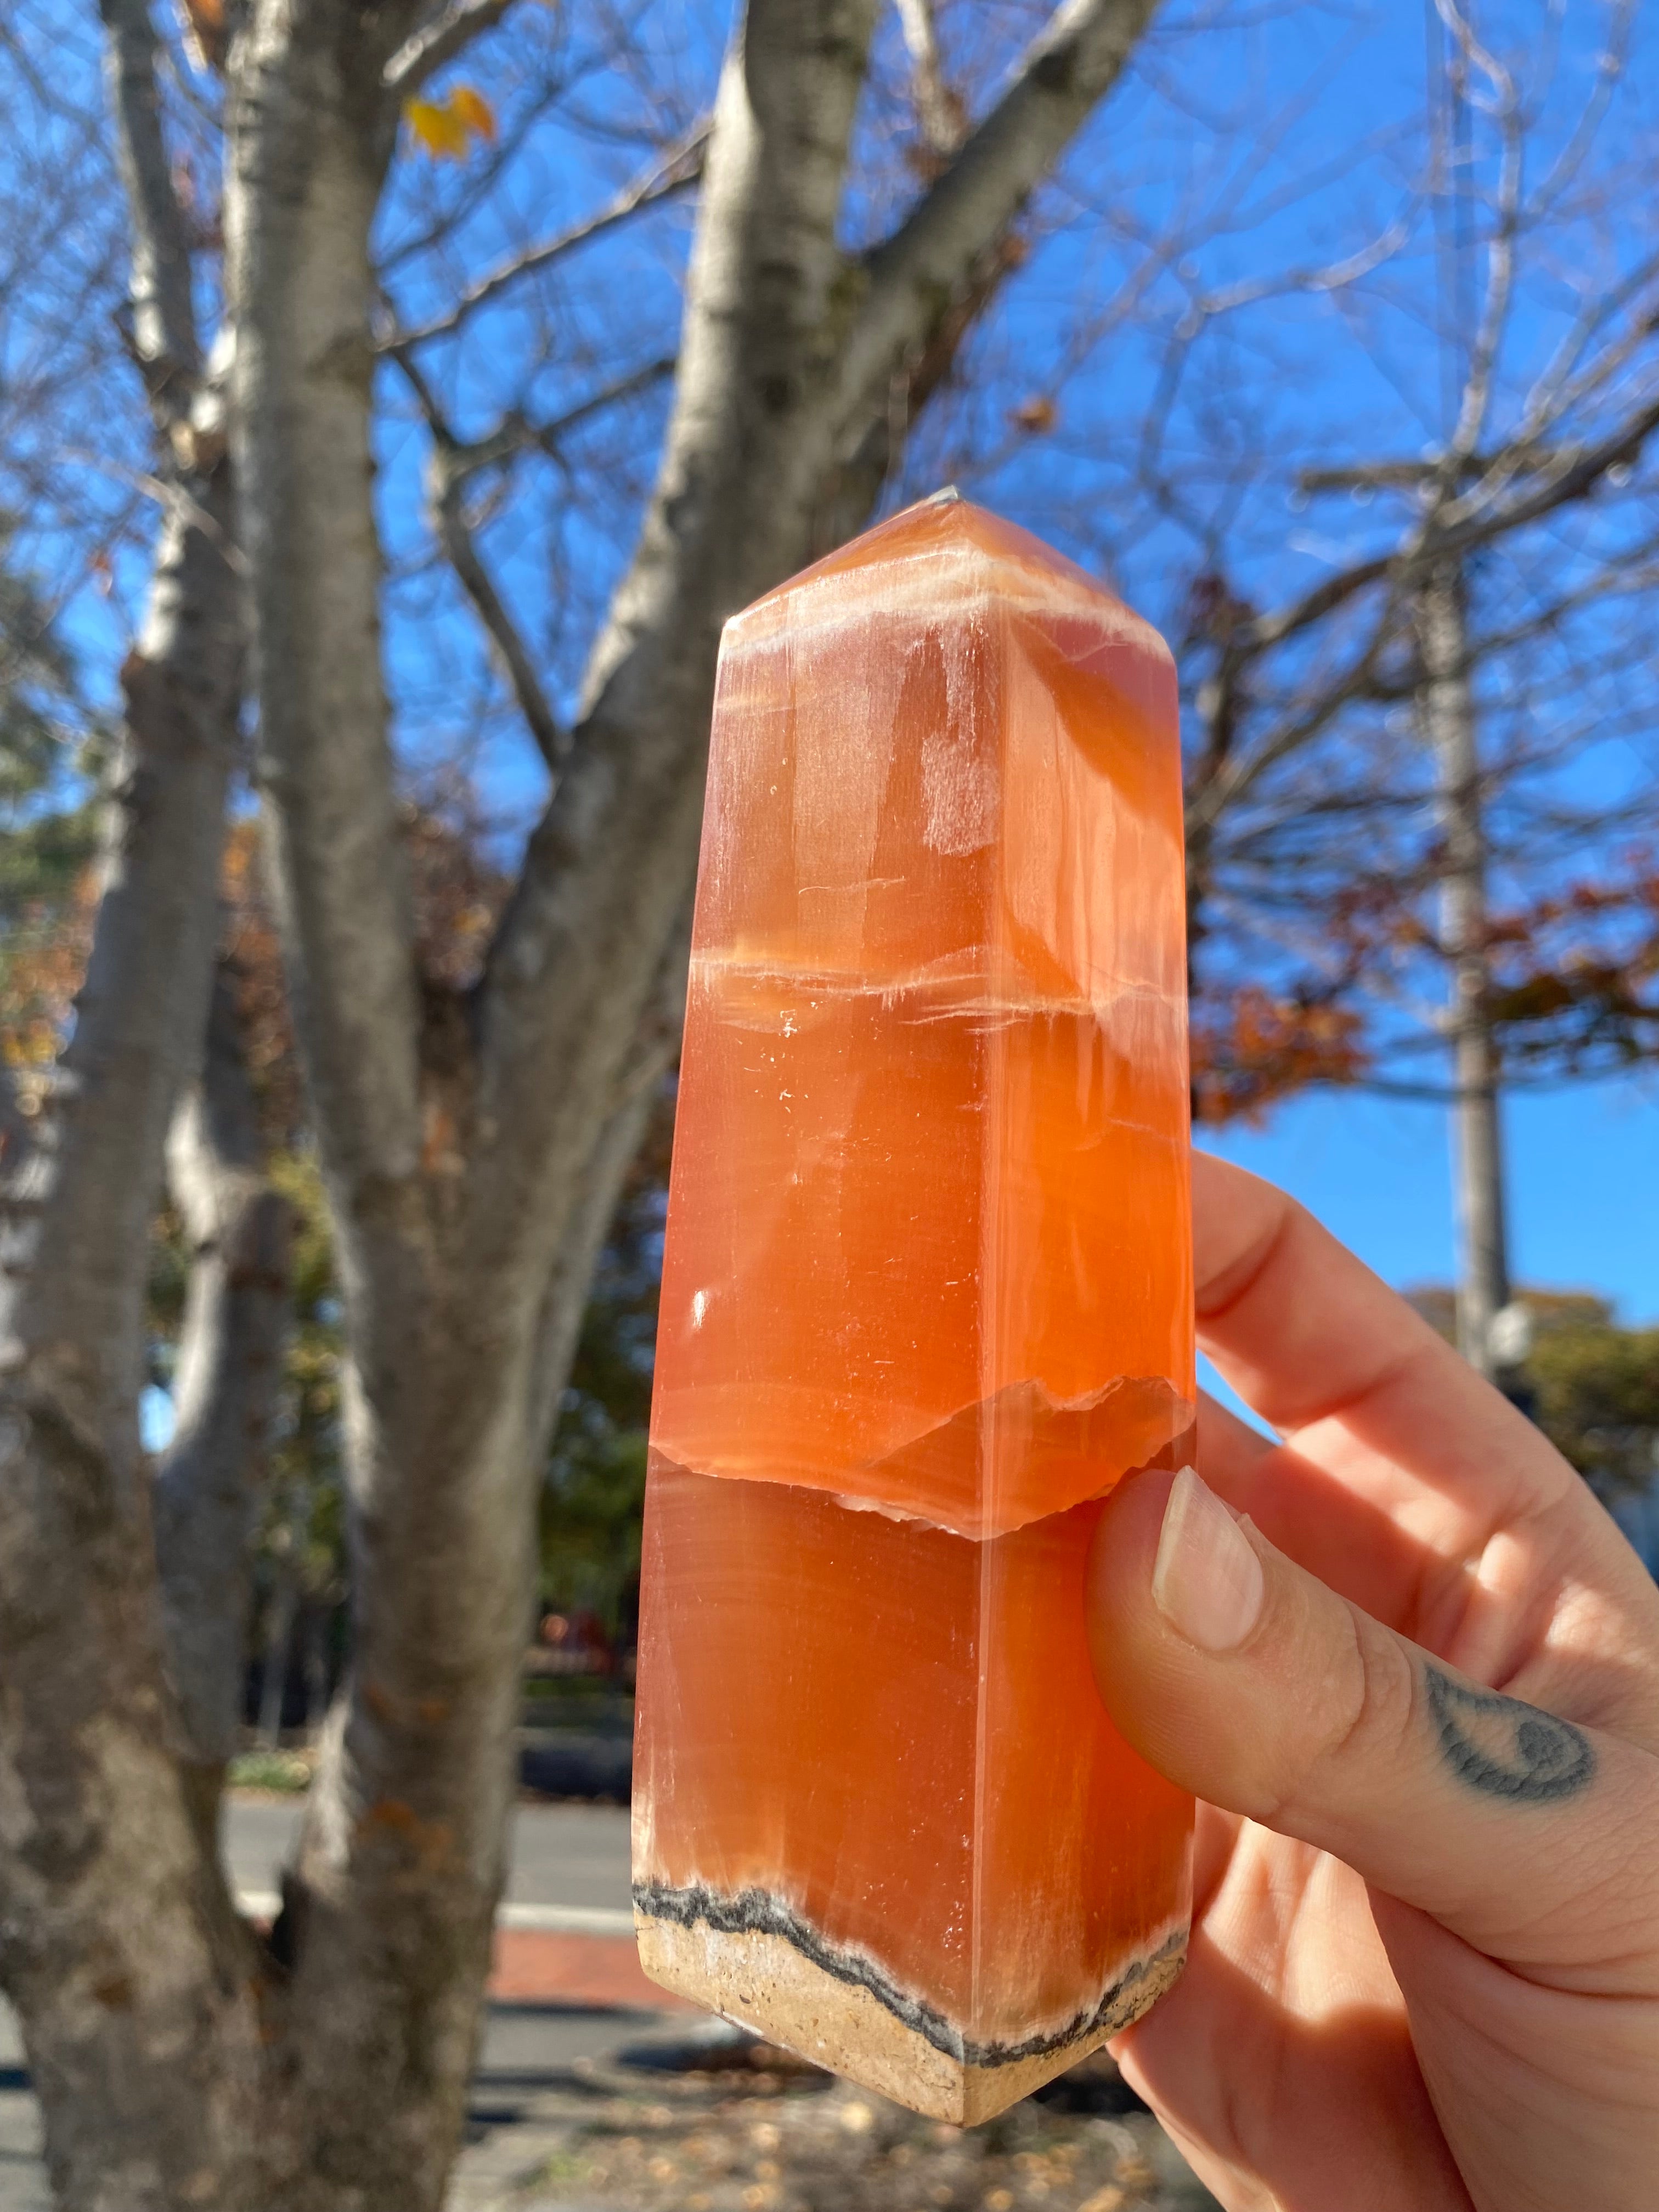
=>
[0,3,267,2200]
[226,7,536,2202]
[475,0,1161,1266]
[1417,555,1511,1376]
[524,907,692,1463]
[0,500,267,2204]
[218,4,1163,2205]
[155,963,294,1839]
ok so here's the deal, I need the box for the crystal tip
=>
[921,484,963,506]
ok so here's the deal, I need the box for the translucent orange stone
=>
[633,493,1195,2120]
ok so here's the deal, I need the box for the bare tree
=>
[1061,0,1659,1366]
[0,0,261,2191]
[0,1,1173,2203]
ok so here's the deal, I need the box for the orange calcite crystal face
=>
[633,493,1195,2121]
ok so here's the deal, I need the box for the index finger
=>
[1191,1150,1576,1528]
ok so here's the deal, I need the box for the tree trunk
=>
[0,0,1170,2202]
[0,465,268,2212]
[525,909,691,1460]
[156,963,294,1839]
[226,11,535,2202]
[0,7,284,2197]
[219,4,1164,2205]
[1417,555,1510,1378]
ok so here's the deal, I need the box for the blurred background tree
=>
[1409,1282,1659,1568]
[1528,1305,1659,1500]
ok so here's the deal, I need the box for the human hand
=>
[1087,1153,1659,2212]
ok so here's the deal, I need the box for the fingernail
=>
[1152,1466,1266,1652]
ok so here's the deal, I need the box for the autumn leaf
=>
[447,86,497,145]
[1190,984,1369,1125]
[405,86,497,162]
[0,864,99,1071]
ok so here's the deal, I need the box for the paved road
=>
[224,1795,634,1920]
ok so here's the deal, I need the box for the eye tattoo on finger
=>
[1423,1664,1595,1804]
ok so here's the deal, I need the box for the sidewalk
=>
[0,1945,1221,2212]
[0,1798,1222,2210]
[453,2007,1226,2212]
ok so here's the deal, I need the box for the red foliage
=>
[1191,851,1659,1124]
[1191,986,1369,1125]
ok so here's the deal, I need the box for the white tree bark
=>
[224,7,515,2201]
[218,3,1163,2202]
[0,5,263,2199]
[0,2,1164,2204]
[1417,557,1511,1376]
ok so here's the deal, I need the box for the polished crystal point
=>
[633,494,1195,2122]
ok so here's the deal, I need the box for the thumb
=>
[1086,1466,1655,1977]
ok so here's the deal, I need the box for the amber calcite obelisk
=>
[633,492,1195,2123]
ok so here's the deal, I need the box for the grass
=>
[227,1747,314,1793]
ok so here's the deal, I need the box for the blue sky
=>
[1195,1067,1657,1438]
[10,1,1657,1392]
[1206,1075,1658,1323]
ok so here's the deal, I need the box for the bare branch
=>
[1441,401,1659,543]
[397,350,677,768]
[382,0,518,103]
[229,16,423,1215]
[439,494,563,769]
[0,501,241,1413]
[1441,0,1521,461]
[7,0,247,1421]
[525,906,689,1458]
[99,0,199,414]
[392,357,675,485]
[893,0,964,156]
[836,0,1161,434]
[385,123,708,352]
[400,346,568,768]
[1244,393,1659,673]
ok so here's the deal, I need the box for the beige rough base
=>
[635,1910,1186,2125]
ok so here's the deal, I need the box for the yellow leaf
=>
[448,86,497,145]
[405,97,470,159]
[405,86,496,161]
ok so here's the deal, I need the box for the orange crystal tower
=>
[633,492,1195,2121]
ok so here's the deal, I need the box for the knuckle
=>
[1302,1609,1419,1801]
